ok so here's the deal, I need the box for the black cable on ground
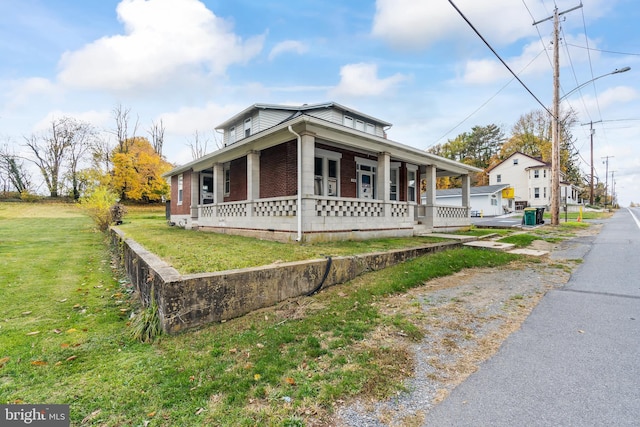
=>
[307,256,332,296]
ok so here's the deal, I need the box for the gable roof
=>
[487,151,548,173]
[436,184,510,198]
[215,102,392,130]
[165,104,483,178]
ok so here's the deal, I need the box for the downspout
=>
[288,125,303,241]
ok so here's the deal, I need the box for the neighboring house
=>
[487,151,579,211]
[435,184,511,217]
[164,102,482,242]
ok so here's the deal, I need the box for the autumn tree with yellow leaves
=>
[111,137,171,202]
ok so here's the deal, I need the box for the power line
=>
[447,0,552,116]
[565,43,640,56]
[430,49,546,146]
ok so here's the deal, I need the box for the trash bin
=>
[523,207,536,226]
[535,207,545,225]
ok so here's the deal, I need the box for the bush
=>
[79,186,119,231]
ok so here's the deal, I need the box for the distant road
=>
[424,208,640,426]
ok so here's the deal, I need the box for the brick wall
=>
[260,139,297,198]
[171,170,192,215]
[226,157,247,202]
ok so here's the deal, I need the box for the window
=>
[513,158,519,165]
[491,198,498,206]
[224,163,231,196]
[390,167,399,201]
[534,187,540,199]
[343,116,354,128]
[544,169,547,178]
[355,120,365,132]
[407,170,416,202]
[177,174,183,205]
[314,149,342,196]
[543,187,547,198]
[365,123,375,134]
[497,174,502,183]
[534,170,539,178]
[228,127,236,145]
[244,118,252,138]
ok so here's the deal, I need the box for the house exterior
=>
[435,184,511,217]
[164,102,482,242]
[487,152,580,211]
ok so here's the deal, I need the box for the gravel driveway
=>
[334,223,601,427]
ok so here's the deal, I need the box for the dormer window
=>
[228,126,236,145]
[343,115,354,128]
[244,118,252,138]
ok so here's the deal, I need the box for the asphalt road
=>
[424,208,640,426]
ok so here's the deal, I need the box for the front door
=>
[359,171,373,199]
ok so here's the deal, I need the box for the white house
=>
[435,184,511,217]
[164,102,482,242]
[487,152,580,211]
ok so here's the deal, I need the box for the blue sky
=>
[1,0,639,205]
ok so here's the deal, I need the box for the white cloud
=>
[57,0,265,91]
[371,0,535,50]
[158,102,243,136]
[330,63,409,97]
[268,40,308,61]
[5,77,59,109]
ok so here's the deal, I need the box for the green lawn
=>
[117,206,450,274]
[0,201,524,426]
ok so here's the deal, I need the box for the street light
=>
[550,66,631,225]
[560,67,631,101]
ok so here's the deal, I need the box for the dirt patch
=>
[334,223,601,426]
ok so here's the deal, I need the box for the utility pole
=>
[587,121,602,206]
[602,155,614,207]
[611,170,616,207]
[533,3,582,225]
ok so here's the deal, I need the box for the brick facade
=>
[260,139,298,198]
[226,157,247,202]
[171,170,192,215]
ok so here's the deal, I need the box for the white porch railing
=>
[196,197,469,231]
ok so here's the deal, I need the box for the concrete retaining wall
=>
[110,228,461,334]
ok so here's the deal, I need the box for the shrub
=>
[79,186,118,231]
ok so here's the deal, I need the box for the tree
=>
[187,130,211,160]
[111,137,171,202]
[0,143,31,194]
[23,117,94,198]
[148,119,165,156]
[111,103,139,154]
[428,124,504,187]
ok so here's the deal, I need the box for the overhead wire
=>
[430,48,547,146]
[447,0,552,116]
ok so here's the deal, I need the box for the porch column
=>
[425,165,437,205]
[213,163,224,204]
[461,174,471,211]
[300,132,315,196]
[377,152,391,202]
[190,171,199,219]
[423,165,437,228]
[246,150,260,201]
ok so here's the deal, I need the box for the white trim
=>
[355,156,378,168]
[315,147,342,160]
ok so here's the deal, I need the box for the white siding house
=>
[435,185,511,217]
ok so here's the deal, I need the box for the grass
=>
[117,206,450,274]
[0,201,523,426]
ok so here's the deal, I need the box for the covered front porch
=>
[169,117,478,242]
